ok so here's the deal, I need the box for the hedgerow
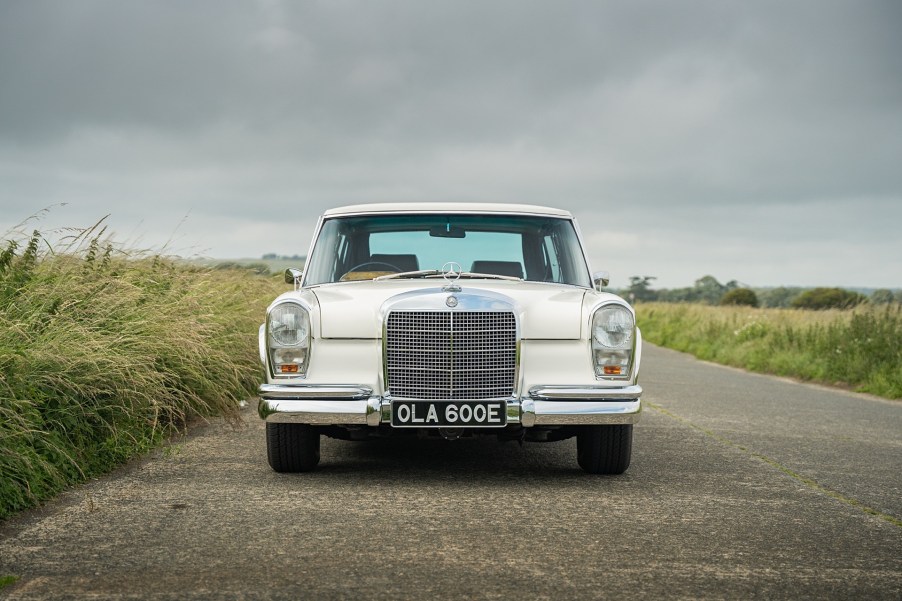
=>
[0,225,283,519]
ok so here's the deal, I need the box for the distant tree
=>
[656,287,698,303]
[694,275,727,305]
[653,277,767,305]
[895,290,902,304]
[791,287,866,310]
[758,287,803,308]
[262,253,277,260]
[870,289,896,304]
[721,288,759,307]
[627,276,657,302]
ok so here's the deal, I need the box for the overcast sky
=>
[1,1,900,288]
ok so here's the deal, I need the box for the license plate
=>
[391,401,507,428]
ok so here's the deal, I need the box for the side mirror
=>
[592,270,610,291]
[284,268,304,288]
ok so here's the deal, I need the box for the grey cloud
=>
[1,1,901,287]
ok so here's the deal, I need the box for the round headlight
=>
[593,305,634,349]
[269,304,309,347]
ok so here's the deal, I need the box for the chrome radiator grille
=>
[385,311,517,400]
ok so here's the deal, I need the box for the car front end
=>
[258,204,642,473]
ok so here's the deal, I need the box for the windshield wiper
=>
[375,270,523,282]
[374,269,441,281]
[456,271,522,281]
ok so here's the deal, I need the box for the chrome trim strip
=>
[260,393,640,426]
[528,384,642,401]
[259,384,373,400]
[530,399,641,425]
[259,398,370,423]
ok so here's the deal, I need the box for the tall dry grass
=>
[0,226,284,519]
[636,302,902,399]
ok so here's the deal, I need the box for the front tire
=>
[266,423,321,472]
[577,425,632,474]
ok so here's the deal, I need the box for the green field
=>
[636,302,902,400]
[192,257,306,276]
[1,230,286,519]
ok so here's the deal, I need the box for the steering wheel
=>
[341,261,402,280]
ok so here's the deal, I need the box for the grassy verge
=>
[0,227,285,519]
[636,303,902,399]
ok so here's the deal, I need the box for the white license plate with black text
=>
[391,401,507,427]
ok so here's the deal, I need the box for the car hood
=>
[311,280,588,339]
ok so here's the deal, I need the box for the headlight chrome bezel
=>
[265,301,311,379]
[591,303,636,380]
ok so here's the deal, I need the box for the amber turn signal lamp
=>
[603,366,622,375]
[279,365,299,374]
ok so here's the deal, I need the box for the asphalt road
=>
[1,344,900,600]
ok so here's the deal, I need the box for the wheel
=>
[266,423,321,472]
[576,425,632,474]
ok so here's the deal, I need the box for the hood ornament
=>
[441,261,462,292]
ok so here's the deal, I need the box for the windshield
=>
[304,213,592,287]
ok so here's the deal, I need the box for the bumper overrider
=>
[258,384,642,426]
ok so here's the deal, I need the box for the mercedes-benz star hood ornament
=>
[442,261,462,292]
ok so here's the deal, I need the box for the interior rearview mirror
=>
[429,225,466,238]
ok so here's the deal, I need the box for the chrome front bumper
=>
[258,384,641,426]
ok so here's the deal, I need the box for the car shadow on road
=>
[300,436,639,488]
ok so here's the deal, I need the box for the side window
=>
[543,235,561,282]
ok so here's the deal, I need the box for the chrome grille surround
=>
[385,310,518,400]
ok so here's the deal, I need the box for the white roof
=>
[323,202,572,218]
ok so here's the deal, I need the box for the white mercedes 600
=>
[258,203,642,474]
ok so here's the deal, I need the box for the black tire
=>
[576,424,632,474]
[266,423,321,472]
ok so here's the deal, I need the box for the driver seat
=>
[470,260,524,279]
